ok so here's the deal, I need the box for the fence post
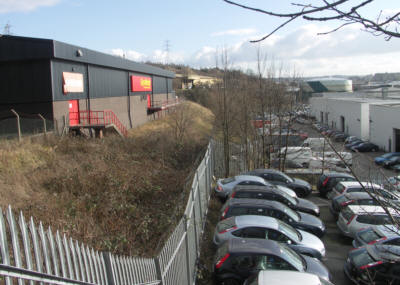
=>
[154,256,163,285]
[102,252,116,285]
[10,109,21,142]
[183,215,192,285]
[38,114,47,136]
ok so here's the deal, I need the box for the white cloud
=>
[189,24,400,76]
[0,0,61,13]
[211,28,257,37]
[109,48,184,64]
[110,23,400,77]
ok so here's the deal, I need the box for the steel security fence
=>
[0,142,215,285]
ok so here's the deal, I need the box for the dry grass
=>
[0,101,215,257]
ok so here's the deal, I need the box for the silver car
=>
[215,175,273,199]
[327,181,385,200]
[244,270,334,285]
[213,215,325,259]
[337,205,400,238]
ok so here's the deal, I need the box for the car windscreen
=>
[335,183,346,193]
[358,229,381,244]
[215,241,229,264]
[221,177,235,185]
[278,243,305,271]
[280,172,294,183]
[278,220,301,242]
[282,205,300,222]
[351,249,375,268]
[216,217,236,233]
[341,207,354,221]
[277,190,297,205]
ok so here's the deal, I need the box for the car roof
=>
[233,185,275,192]
[347,205,398,215]
[233,187,282,195]
[343,192,374,200]
[228,198,285,208]
[373,225,400,236]
[339,181,382,188]
[235,215,279,229]
[257,270,327,285]
[321,172,354,178]
[247,169,283,175]
[229,238,283,256]
[369,244,400,262]
[233,175,266,183]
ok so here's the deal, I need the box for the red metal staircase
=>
[69,110,128,137]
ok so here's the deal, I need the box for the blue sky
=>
[1,0,400,76]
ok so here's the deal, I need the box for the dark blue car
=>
[374,152,400,165]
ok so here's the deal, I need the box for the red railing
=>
[70,110,128,137]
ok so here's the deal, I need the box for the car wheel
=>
[221,278,241,285]
[297,189,307,198]
[371,148,376,152]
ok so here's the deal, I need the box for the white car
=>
[244,270,334,285]
[337,205,399,238]
[327,181,384,200]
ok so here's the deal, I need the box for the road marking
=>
[312,197,330,207]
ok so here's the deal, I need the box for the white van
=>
[314,151,353,166]
[278,147,315,167]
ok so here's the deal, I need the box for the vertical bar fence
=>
[0,141,215,285]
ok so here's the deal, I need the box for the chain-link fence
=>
[0,110,53,140]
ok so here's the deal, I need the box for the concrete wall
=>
[370,105,400,151]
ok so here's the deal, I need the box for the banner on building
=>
[131,75,152,92]
[63,72,84,94]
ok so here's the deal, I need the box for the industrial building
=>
[301,78,353,93]
[0,35,175,136]
[310,96,400,152]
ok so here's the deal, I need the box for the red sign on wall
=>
[131,75,152,92]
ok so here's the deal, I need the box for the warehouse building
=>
[0,35,175,136]
[310,97,400,151]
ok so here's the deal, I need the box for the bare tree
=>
[223,0,400,41]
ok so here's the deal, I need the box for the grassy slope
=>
[0,101,214,257]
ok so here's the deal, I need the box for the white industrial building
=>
[370,103,400,152]
[310,97,400,152]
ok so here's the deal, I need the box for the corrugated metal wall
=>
[89,66,128,99]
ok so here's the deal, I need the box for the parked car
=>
[383,156,400,168]
[215,175,273,200]
[243,169,312,197]
[231,185,297,199]
[220,198,326,237]
[374,152,400,165]
[244,270,334,285]
[213,238,331,284]
[387,175,400,190]
[213,215,325,259]
[353,224,400,248]
[270,159,304,169]
[344,140,364,149]
[317,172,356,198]
[329,192,396,219]
[327,181,384,200]
[333,132,348,142]
[337,205,399,238]
[230,186,320,216]
[344,136,359,144]
[344,244,400,284]
[350,142,379,152]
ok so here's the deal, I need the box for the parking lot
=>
[198,122,399,285]
[308,193,353,285]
